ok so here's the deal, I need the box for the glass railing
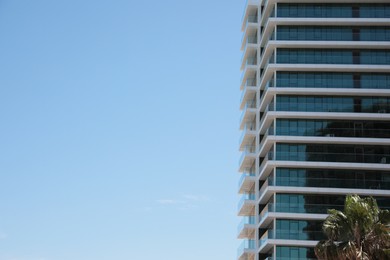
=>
[265,256,317,260]
[240,100,257,124]
[242,32,257,47]
[259,102,274,125]
[243,15,259,34]
[246,56,257,66]
[274,230,325,241]
[247,36,257,44]
[239,121,256,145]
[238,193,256,211]
[276,31,390,42]
[239,145,257,166]
[274,71,390,89]
[260,3,275,27]
[264,78,275,91]
[274,127,390,138]
[237,239,256,257]
[237,216,256,234]
[242,56,258,74]
[244,77,256,88]
[238,171,256,189]
[277,5,390,19]
[259,151,274,173]
[259,231,272,248]
[275,151,390,164]
[265,202,344,214]
[240,67,256,86]
[259,202,274,222]
[274,103,390,113]
[260,229,323,247]
[274,54,390,65]
[242,0,260,21]
[259,126,274,149]
[268,176,390,189]
[260,31,276,64]
[240,78,256,104]
[248,15,258,23]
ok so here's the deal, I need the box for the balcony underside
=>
[238,224,256,239]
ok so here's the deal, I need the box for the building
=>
[238,1,390,259]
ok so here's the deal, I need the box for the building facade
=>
[238,1,390,259]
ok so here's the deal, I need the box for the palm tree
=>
[315,194,390,260]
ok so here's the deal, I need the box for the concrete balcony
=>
[237,239,256,260]
[241,33,258,51]
[259,229,319,254]
[237,216,256,239]
[238,171,256,194]
[239,121,256,149]
[237,193,256,216]
[241,43,258,70]
[242,0,259,28]
[238,145,257,172]
[240,83,257,110]
[239,100,257,129]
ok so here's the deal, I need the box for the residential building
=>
[238,1,390,259]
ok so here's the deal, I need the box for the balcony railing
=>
[237,193,256,211]
[264,256,317,260]
[239,121,256,145]
[240,81,256,103]
[261,202,343,216]
[259,151,273,174]
[260,229,323,249]
[268,176,390,190]
[242,0,260,21]
[276,151,390,164]
[237,239,256,258]
[259,102,274,125]
[241,77,257,90]
[259,202,273,223]
[237,216,256,234]
[259,126,274,148]
[239,145,257,167]
[272,127,390,139]
[238,171,256,190]
[240,100,257,125]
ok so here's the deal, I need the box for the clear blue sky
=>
[0,1,243,259]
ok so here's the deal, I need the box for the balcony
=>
[239,121,256,149]
[238,145,257,171]
[259,151,273,175]
[238,171,256,193]
[261,202,344,217]
[259,229,275,253]
[240,82,257,109]
[240,59,258,87]
[237,239,256,260]
[259,126,274,149]
[242,0,260,25]
[240,100,257,127]
[259,101,274,126]
[276,151,390,165]
[237,216,256,239]
[267,175,390,190]
[240,75,257,94]
[237,193,256,216]
[242,15,258,33]
[241,30,258,50]
[241,42,258,69]
[259,229,322,252]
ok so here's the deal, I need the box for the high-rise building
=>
[238,1,390,259]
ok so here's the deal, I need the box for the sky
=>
[0,1,243,259]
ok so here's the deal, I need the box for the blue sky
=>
[0,1,243,259]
